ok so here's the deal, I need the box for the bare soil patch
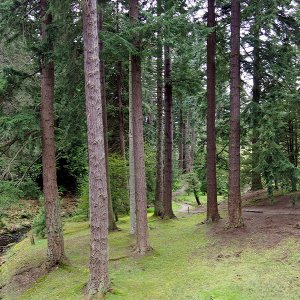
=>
[1,263,49,299]
[209,192,300,249]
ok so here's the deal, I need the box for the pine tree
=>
[129,55,136,235]
[83,0,109,295]
[154,0,164,217]
[97,0,119,232]
[206,0,220,222]
[228,0,243,228]
[40,0,65,266]
[129,0,150,254]
[162,44,176,219]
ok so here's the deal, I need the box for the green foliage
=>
[77,154,129,219]
[258,106,298,193]
[76,180,89,221]
[109,154,129,214]
[18,179,41,199]
[32,206,46,239]
[144,147,156,204]
[0,181,22,209]
[183,172,200,196]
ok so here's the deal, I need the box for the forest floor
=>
[1,190,300,300]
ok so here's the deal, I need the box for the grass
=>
[2,207,300,300]
[175,192,226,206]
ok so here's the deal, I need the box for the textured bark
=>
[163,45,176,219]
[190,127,195,172]
[251,14,263,191]
[178,108,184,171]
[40,0,65,267]
[182,119,187,173]
[206,0,220,222]
[97,0,118,232]
[154,0,164,217]
[228,0,243,228]
[83,0,109,295]
[128,55,136,235]
[117,61,126,158]
[129,0,150,254]
[185,113,192,173]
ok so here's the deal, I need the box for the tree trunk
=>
[129,55,136,235]
[97,0,118,231]
[162,45,175,219]
[117,61,126,158]
[154,0,164,217]
[190,127,195,172]
[40,0,65,267]
[83,0,109,296]
[115,1,126,159]
[251,13,263,191]
[228,0,243,228]
[182,119,187,173]
[206,0,220,222]
[178,108,184,171]
[194,189,201,206]
[185,113,192,173]
[129,0,150,254]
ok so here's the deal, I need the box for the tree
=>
[154,0,164,217]
[129,0,150,254]
[162,44,176,219]
[97,0,118,231]
[206,0,220,222]
[250,7,263,191]
[228,0,243,228]
[82,0,109,296]
[40,0,65,267]
[178,107,184,171]
[128,55,136,234]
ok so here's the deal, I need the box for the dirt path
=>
[172,184,188,198]
[172,184,205,215]
[208,192,300,249]
[175,202,205,215]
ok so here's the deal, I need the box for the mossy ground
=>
[1,203,300,300]
[175,192,225,206]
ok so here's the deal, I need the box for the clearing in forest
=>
[1,192,300,300]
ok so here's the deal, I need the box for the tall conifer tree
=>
[40,0,65,266]
[83,0,109,295]
[206,0,220,222]
[129,0,150,254]
[228,0,243,228]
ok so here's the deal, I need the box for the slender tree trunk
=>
[117,61,126,158]
[115,1,126,159]
[154,0,164,217]
[40,0,65,267]
[251,14,263,191]
[228,0,243,228]
[182,119,187,173]
[185,113,192,173]
[190,127,195,172]
[129,0,150,254]
[97,0,118,231]
[287,120,297,191]
[194,189,201,206]
[83,0,109,296]
[163,45,175,219]
[129,55,136,235]
[178,108,184,171]
[206,0,220,222]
